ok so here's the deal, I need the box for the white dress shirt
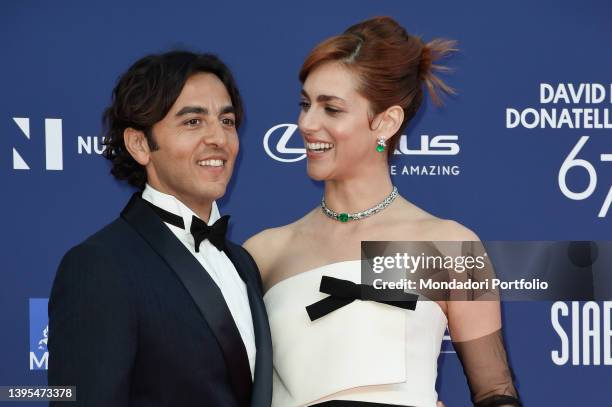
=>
[142,184,256,379]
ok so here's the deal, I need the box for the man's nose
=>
[203,120,227,148]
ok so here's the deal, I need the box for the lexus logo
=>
[263,123,460,162]
[263,124,305,162]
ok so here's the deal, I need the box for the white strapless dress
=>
[263,260,448,407]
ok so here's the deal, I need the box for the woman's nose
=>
[298,108,321,135]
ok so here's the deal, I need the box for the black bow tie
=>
[190,215,229,253]
[145,200,229,252]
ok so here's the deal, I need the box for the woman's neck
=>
[323,168,394,214]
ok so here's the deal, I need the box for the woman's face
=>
[299,61,379,181]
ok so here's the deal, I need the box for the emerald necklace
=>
[321,186,399,223]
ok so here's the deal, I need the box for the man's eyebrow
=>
[220,105,235,115]
[175,106,208,116]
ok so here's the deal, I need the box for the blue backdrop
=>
[1,0,611,405]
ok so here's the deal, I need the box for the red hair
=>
[299,16,457,157]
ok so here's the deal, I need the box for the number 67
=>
[558,136,612,218]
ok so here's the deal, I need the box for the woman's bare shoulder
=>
[243,225,292,270]
[422,218,479,241]
[242,209,318,277]
[392,199,479,241]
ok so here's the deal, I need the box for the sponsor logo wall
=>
[264,123,462,175]
[2,1,610,405]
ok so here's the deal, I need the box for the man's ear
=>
[124,128,152,166]
[373,105,404,141]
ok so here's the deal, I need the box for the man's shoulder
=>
[80,217,132,247]
[52,218,132,294]
[61,215,142,264]
[58,221,108,264]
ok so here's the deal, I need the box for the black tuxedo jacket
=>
[48,194,272,407]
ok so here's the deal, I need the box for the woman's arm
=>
[449,301,521,406]
[440,222,521,407]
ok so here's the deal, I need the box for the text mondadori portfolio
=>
[372,278,549,291]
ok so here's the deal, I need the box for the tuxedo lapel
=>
[224,243,273,407]
[120,194,252,406]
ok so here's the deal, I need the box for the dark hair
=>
[299,16,456,158]
[102,51,244,189]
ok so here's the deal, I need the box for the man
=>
[48,51,272,407]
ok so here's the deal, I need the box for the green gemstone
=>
[376,144,385,152]
[338,213,349,222]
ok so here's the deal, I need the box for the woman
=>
[245,16,521,407]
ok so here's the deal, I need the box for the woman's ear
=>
[374,105,404,141]
[123,128,152,166]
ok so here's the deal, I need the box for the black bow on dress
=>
[306,276,419,321]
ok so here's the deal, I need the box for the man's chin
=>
[198,183,228,202]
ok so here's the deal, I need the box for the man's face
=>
[145,72,239,209]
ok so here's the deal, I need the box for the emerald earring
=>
[376,137,386,152]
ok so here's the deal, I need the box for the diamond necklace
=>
[321,186,399,223]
